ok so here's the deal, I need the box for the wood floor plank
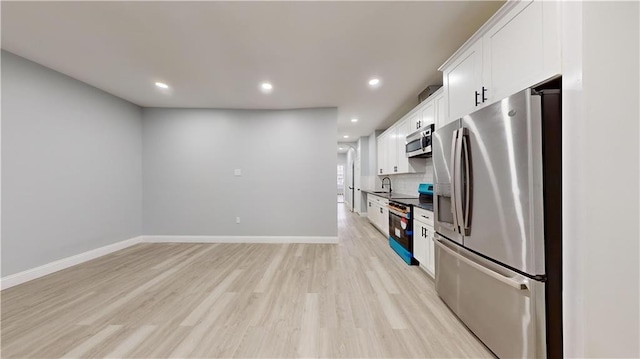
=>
[61,325,122,359]
[104,325,157,359]
[0,204,493,358]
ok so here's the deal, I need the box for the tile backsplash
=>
[370,159,434,195]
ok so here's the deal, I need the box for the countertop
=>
[361,189,433,212]
[361,189,417,200]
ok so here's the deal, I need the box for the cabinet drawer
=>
[367,194,389,206]
[413,207,434,226]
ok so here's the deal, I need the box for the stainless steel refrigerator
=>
[433,87,562,358]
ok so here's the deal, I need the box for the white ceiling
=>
[1,1,503,144]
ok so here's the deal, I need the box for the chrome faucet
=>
[381,177,392,194]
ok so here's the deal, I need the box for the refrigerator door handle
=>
[449,129,459,233]
[461,129,472,235]
[454,129,465,235]
[434,238,529,291]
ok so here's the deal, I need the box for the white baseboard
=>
[142,235,338,244]
[0,236,144,290]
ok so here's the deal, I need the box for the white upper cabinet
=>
[395,118,410,174]
[377,133,387,175]
[376,117,426,175]
[434,90,448,130]
[376,88,443,175]
[419,100,436,128]
[409,113,421,133]
[387,130,398,174]
[482,0,561,102]
[443,40,484,123]
[439,0,561,126]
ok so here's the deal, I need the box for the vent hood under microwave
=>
[405,124,433,158]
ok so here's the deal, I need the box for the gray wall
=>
[358,136,370,176]
[142,107,337,237]
[1,51,143,276]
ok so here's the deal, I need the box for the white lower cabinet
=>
[367,194,389,236]
[413,221,427,264]
[413,207,435,277]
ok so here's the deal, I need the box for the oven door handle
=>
[387,206,409,218]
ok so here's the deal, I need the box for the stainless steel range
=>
[387,200,415,265]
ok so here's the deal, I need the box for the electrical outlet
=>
[236,217,241,224]
[234,169,242,176]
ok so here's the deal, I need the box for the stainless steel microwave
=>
[406,124,434,158]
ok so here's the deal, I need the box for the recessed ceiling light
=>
[155,82,169,89]
[261,82,273,91]
[339,147,344,150]
[343,135,349,139]
[351,118,358,123]
[368,78,380,86]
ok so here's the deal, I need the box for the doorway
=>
[337,164,344,203]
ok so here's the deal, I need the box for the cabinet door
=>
[409,113,421,132]
[482,0,561,103]
[425,226,436,275]
[420,100,436,127]
[434,90,448,130]
[413,221,427,264]
[368,200,376,224]
[443,40,483,121]
[371,203,380,229]
[381,206,389,237]
[376,135,385,175]
[395,119,410,174]
[386,130,398,174]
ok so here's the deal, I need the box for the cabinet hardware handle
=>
[379,208,383,214]
[475,91,480,106]
[380,169,382,174]
[482,86,488,103]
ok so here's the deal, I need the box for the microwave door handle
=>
[461,129,472,235]
[449,129,459,233]
[454,129,465,235]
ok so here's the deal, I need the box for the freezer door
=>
[434,235,546,358]
[432,120,462,244]
[459,89,545,276]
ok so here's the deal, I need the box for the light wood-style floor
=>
[1,204,492,358]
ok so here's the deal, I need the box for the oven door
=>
[389,208,411,250]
